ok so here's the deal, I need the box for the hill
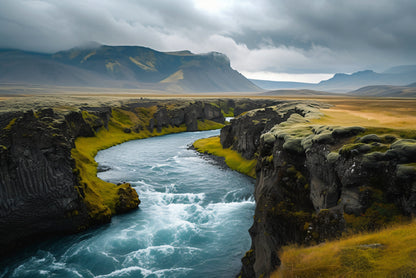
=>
[0,46,260,93]
[349,84,416,98]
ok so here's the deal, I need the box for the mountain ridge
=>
[0,46,260,93]
[251,65,416,92]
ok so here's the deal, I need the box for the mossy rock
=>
[339,143,371,156]
[359,134,382,144]
[115,183,140,214]
[389,139,416,163]
[283,138,304,153]
[396,164,416,179]
[327,152,340,164]
[261,132,276,144]
[332,126,365,138]
[313,132,335,144]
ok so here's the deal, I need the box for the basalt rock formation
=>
[220,101,416,278]
[0,98,278,257]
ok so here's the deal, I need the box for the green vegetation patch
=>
[197,120,224,131]
[3,118,16,130]
[193,136,256,178]
[273,221,416,278]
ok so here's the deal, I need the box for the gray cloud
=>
[0,0,416,80]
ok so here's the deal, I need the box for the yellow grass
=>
[311,99,416,129]
[193,136,256,178]
[272,221,416,278]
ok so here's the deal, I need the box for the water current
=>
[1,130,255,278]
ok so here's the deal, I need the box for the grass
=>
[193,136,256,178]
[3,118,16,130]
[311,99,416,130]
[197,119,224,131]
[271,220,416,278]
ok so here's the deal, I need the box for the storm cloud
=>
[1,0,415,81]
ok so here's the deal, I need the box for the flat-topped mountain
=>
[0,46,260,93]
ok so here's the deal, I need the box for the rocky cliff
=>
[218,101,416,278]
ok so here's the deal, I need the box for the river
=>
[1,130,255,278]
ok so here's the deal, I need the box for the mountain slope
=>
[0,46,260,92]
[249,79,315,90]
[349,84,416,97]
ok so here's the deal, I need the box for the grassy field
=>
[312,98,416,129]
[272,221,416,278]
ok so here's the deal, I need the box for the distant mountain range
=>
[0,46,260,93]
[349,84,416,98]
[251,65,416,93]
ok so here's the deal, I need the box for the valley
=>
[1,92,415,277]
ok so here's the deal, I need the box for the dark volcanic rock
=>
[0,109,89,255]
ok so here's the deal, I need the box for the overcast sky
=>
[1,0,416,82]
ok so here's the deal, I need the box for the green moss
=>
[222,107,234,117]
[193,136,256,178]
[81,111,100,128]
[197,120,224,131]
[344,202,406,233]
[112,108,133,127]
[326,152,340,163]
[3,118,16,130]
[209,102,220,109]
[364,127,416,140]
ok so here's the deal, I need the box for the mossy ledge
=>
[193,136,256,178]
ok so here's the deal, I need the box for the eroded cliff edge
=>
[217,101,416,278]
[0,98,279,256]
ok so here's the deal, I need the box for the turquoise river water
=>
[1,130,255,278]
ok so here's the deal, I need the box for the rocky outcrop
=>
[220,101,416,278]
[0,109,89,255]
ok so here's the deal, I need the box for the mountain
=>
[249,79,315,90]
[349,84,416,98]
[252,66,416,93]
[317,68,416,91]
[260,89,337,96]
[0,46,260,93]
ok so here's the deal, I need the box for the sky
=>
[1,0,416,83]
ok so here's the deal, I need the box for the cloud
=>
[0,0,416,80]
